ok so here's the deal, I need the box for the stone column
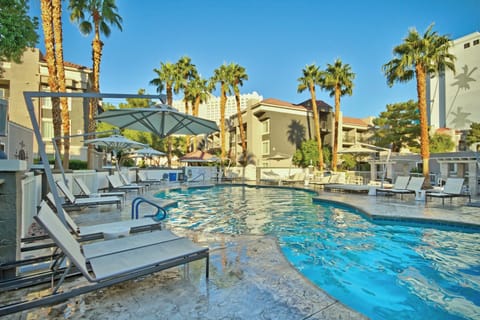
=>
[0,160,27,280]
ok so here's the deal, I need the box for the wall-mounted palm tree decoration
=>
[383,24,455,184]
[298,64,324,170]
[68,0,122,168]
[321,59,355,172]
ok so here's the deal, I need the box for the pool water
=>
[156,186,480,320]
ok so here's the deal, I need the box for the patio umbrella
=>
[95,104,219,138]
[83,134,146,170]
[267,153,291,160]
[129,147,166,167]
[130,147,166,157]
[83,134,147,153]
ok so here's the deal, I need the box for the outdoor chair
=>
[107,173,145,194]
[137,171,164,185]
[375,176,410,196]
[45,193,165,241]
[56,180,122,209]
[0,201,209,315]
[281,172,306,184]
[260,171,283,185]
[74,177,127,205]
[375,176,424,199]
[426,178,471,206]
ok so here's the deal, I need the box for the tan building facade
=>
[0,48,92,161]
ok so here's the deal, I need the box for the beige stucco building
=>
[0,48,92,162]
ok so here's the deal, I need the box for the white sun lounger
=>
[426,178,471,205]
[45,193,164,241]
[376,176,424,199]
[74,177,127,205]
[107,174,145,194]
[56,180,122,209]
[0,201,210,315]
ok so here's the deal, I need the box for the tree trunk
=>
[220,83,227,160]
[416,64,431,187]
[234,87,247,161]
[52,0,70,170]
[310,84,324,170]
[166,87,173,166]
[193,96,201,151]
[332,87,341,171]
[40,0,61,169]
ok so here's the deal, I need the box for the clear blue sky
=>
[29,0,479,118]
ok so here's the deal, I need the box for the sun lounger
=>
[56,180,122,209]
[376,176,424,199]
[281,172,305,184]
[0,201,209,315]
[375,176,410,195]
[137,171,164,185]
[45,193,165,241]
[74,177,126,205]
[107,173,145,194]
[260,171,283,184]
[426,178,471,205]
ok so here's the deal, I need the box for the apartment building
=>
[227,98,375,167]
[172,91,263,122]
[427,31,480,149]
[0,48,92,162]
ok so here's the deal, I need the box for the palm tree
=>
[175,56,198,115]
[68,0,123,168]
[40,0,62,168]
[186,77,211,151]
[52,0,71,169]
[210,63,233,160]
[321,59,355,171]
[230,63,248,162]
[298,64,324,170]
[150,61,179,166]
[383,24,455,183]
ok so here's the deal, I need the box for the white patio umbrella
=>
[129,147,166,167]
[179,150,220,164]
[83,134,146,170]
[95,104,219,138]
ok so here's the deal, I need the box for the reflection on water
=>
[155,186,480,320]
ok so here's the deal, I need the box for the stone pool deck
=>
[3,183,479,319]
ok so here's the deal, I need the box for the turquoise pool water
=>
[156,185,480,320]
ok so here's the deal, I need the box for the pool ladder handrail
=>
[131,196,167,221]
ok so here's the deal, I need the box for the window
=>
[262,161,269,167]
[41,91,72,111]
[474,39,479,46]
[448,163,458,175]
[464,42,470,49]
[262,119,270,134]
[41,118,71,141]
[262,140,270,155]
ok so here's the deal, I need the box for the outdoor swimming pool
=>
[156,185,480,320]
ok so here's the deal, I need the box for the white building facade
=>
[427,31,480,132]
[172,91,263,124]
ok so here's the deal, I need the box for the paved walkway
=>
[4,182,479,319]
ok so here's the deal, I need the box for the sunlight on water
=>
[156,186,480,320]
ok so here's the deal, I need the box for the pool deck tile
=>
[4,182,479,319]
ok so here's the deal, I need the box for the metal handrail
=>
[131,197,167,220]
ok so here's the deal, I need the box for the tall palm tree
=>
[298,64,324,170]
[40,0,62,168]
[210,63,233,160]
[321,59,355,171]
[229,63,248,161]
[68,0,122,168]
[175,56,198,115]
[150,61,179,166]
[186,77,211,151]
[52,0,71,169]
[383,24,455,183]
